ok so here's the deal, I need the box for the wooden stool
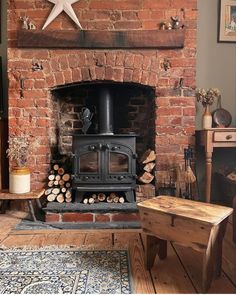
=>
[0,189,45,222]
[138,196,233,293]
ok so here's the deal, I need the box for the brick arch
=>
[45,51,159,89]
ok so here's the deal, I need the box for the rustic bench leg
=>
[213,218,228,278]
[145,234,167,270]
[27,200,37,222]
[202,219,227,293]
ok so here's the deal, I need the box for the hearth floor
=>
[0,210,236,294]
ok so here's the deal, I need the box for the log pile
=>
[138,149,156,184]
[82,193,125,204]
[45,164,72,203]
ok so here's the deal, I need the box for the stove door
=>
[105,143,135,184]
[73,143,102,183]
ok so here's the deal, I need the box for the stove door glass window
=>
[80,152,99,173]
[109,152,128,173]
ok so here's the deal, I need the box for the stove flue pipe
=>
[98,87,114,135]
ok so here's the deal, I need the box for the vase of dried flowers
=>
[7,137,31,194]
[196,88,221,129]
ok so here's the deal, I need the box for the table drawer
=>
[214,131,236,142]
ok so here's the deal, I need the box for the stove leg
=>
[125,191,135,202]
[75,191,84,203]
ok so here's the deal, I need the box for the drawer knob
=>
[226,135,232,140]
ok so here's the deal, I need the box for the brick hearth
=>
[7,1,197,224]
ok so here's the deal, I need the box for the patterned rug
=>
[0,249,133,294]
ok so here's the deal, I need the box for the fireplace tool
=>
[183,145,196,199]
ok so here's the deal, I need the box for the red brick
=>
[95,214,111,222]
[157,107,182,116]
[62,213,94,222]
[111,213,140,222]
[143,0,171,9]
[46,213,61,222]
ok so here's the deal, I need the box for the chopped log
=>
[107,195,113,203]
[89,197,95,204]
[47,194,56,202]
[119,197,125,203]
[98,193,106,202]
[62,174,70,182]
[52,188,60,195]
[65,190,72,199]
[45,188,52,196]
[113,196,119,203]
[48,174,55,181]
[143,162,155,173]
[138,172,154,184]
[136,184,156,198]
[56,194,64,203]
[54,180,59,186]
[59,180,65,186]
[48,180,54,187]
[58,168,65,175]
[65,182,71,188]
[109,193,117,200]
[140,149,156,164]
[55,175,61,181]
[65,197,72,203]
[53,164,59,171]
[61,187,66,193]
[83,198,88,204]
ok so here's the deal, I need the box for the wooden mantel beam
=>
[17,29,185,49]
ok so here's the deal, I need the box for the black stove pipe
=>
[99,87,114,135]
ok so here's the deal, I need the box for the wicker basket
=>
[215,172,236,205]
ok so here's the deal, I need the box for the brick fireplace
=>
[7,0,197,225]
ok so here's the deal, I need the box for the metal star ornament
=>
[42,0,83,30]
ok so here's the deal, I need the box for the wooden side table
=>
[0,189,45,221]
[138,196,233,292]
[196,128,236,203]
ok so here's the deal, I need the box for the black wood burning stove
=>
[72,86,137,203]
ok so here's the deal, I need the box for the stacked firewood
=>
[45,164,72,203]
[83,193,125,204]
[138,149,156,184]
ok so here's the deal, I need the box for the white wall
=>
[196,0,236,129]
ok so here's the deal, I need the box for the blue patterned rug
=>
[0,249,133,294]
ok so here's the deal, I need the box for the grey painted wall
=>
[196,0,236,202]
[196,0,236,128]
[0,0,7,118]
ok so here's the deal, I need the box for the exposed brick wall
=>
[7,0,197,189]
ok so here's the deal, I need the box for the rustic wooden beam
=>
[17,29,185,49]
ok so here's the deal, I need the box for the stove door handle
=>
[97,143,103,150]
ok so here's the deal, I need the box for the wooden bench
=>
[0,189,45,222]
[138,196,233,293]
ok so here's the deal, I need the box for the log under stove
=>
[72,85,137,203]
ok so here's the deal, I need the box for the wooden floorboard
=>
[150,242,196,294]
[84,232,113,249]
[1,234,35,248]
[174,244,236,293]
[114,232,156,293]
[56,232,86,247]
[222,223,236,285]
[0,211,236,294]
